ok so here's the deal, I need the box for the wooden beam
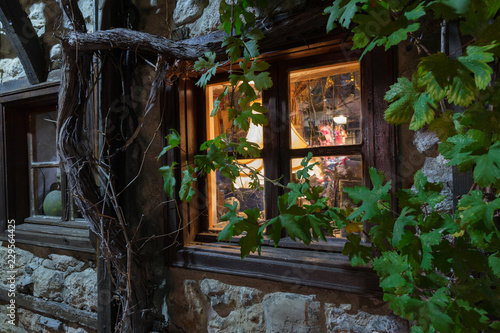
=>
[0,0,46,84]
[0,287,97,329]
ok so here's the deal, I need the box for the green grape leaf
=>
[418,53,458,89]
[345,168,392,221]
[458,45,496,90]
[404,3,426,20]
[429,0,472,18]
[418,71,447,101]
[244,59,272,91]
[342,233,372,267]
[392,207,417,247]
[473,142,500,187]
[459,0,500,37]
[267,195,309,244]
[179,164,197,202]
[236,138,261,158]
[424,287,453,333]
[385,23,420,51]
[447,71,476,106]
[369,211,395,251]
[324,0,366,32]
[429,110,457,142]
[488,252,500,278]
[194,52,218,87]
[409,92,436,130]
[420,230,442,270]
[372,251,413,294]
[157,129,181,159]
[159,162,177,198]
[210,86,229,117]
[286,182,309,206]
[238,208,265,258]
[384,77,416,125]
[222,36,244,63]
[218,201,245,241]
[458,190,500,230]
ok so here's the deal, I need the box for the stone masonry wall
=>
[0,244,97,332]
[0,0,94,83]
[167,270,409,333]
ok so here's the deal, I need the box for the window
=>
[25,109,81,220]
[204,59,364,240]
[171,44,397,294]
[0,84,93,252]
[205,82,265,229]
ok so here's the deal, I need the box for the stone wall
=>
[0,244,97,332]
[167,270,409,333]
[0,0,94,83]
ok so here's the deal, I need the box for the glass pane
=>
[291,155,362,209]
[206,82,263,147]
[291,155,362,238]
[33,167,61,216]
[209,159,265,229]
[289,62,361,149]
[30,110,58,162]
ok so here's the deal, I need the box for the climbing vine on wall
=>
[160,0,500,331]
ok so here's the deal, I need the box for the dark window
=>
[0,84,93,252]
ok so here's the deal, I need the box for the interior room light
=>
[333,115,347,124]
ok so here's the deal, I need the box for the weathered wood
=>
[0,0,46,84]
[173,243,382,296]
[0,287,97,329]
[65,28,226,60]
[6,223,94,253]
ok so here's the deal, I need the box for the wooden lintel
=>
[0,0,46,84]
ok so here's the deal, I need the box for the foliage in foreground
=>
[160,0,500,331]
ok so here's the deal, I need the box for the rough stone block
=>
[49,254,85,272]
[65,327,89,333]
[262,292,321,333]
[413,129,439,155]
[185,0,220,38]
[0,58,26,82]
[28,2,46,37]
[199,279,265,332]
[32,267,64,301]
[173,0,209,26]
[420,154,453,213]
[63,268,97,312]
[324,303,409,333]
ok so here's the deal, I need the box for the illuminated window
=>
[289,63,363,224]
[206,82,265,229]
[289,62,361,148]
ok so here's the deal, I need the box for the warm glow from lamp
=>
[333,115,347,124]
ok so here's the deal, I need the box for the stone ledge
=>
[0,287,97,330]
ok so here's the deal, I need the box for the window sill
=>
[172,242,381,296]
[1,219,94,253]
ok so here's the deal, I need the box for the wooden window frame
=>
[0,82,93,253]
[166,42,398,295]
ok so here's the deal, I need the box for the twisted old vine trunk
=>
[56,1,213,331]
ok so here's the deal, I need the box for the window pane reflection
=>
[290,155,362,209]
[206,82,263,148]
[33,167,61,216]
[210,159,265,229]
[32,111,58,162]
[289,62,361,149]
